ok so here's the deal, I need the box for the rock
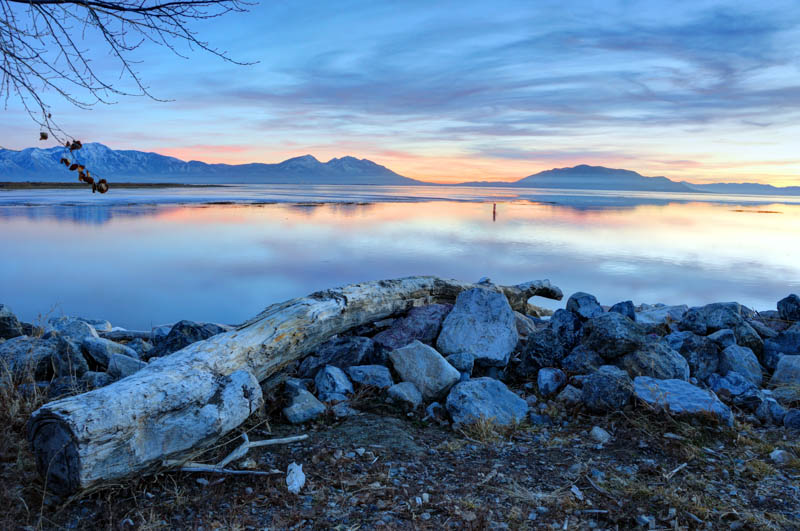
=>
[756,398,787,425]
[283,389,326,423]
[20,322,44,337]
[707,329,736,348]
[315,365,354,396]
[445,377,528,426]
[80,371,113,390]
[77,318,112,332]
[390,340,460,400]
[331,402,359,418]
[556,385,582,407]
[770,449,792,465]
[618,341,690,380]
[445,352,474,374]
[0,334,88,380]
[127,338,155,360]
[561,345,603,374]
[747,319,778,339]
[425,401,446,421]
[770,355,800,402]
[582,312,648,359]
[0,304,23,339]
[763,325,800,370]
[678,302,754,336]
[708,371,760,404]
[609,301,636,321]
[734,322,764,358]
[373,304,452,349]
[784,409,800,431]
[514,312,537,337]
[153,320,229,357]
[436,287,518,367]
[529,413,554,426]
[590,426,611,444]
[581,365,634,412]
[665,331,720,381]
[81,337,140,368]
[284,377,311,397]
[49,317,99,342]
[519,328,568,376]
[548,309,582,350]
[778,294,800,321]
[298,336,383,378]
[719,345,762,386]
[537,368,566,397]
[48,376,84,399]
[633,377,734,426]
[346,365,394,389]
[635,304,688,326]
[387,382,423,409]
[566,292,604,320]
[286,462,305,494]
[107,353,147,379]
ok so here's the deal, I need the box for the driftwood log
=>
[28,276,562,494]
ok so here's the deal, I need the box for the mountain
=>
[0,143,422,185]
[683,182,800,196]
[457,164,698,193]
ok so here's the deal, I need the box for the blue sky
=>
[3,0,800,183]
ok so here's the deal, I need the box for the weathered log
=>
[28,276,561,494]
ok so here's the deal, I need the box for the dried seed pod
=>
[96,179,109,194]
[69,164,79,171]
[60,158,70,166]
[39,132,48,141]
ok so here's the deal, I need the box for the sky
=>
[3,0,800,184]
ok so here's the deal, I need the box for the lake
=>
[1,185,799,329]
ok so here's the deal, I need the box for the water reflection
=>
[1,192,799,329]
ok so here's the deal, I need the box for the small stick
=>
[664,462,688,481]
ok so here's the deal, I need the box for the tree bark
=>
[28,276,561,494]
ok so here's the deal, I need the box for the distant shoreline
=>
[0,182,224,190]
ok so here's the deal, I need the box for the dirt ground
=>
[3,385,799,530]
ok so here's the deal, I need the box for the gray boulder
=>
[389,340,460,400]
[566,292,604,320]
[0,304,23,339]
[153,320,229,357]
[549,309,582,350]
[49,317,99,342]
[373,303,452,349]
[778,294,800,321]
[537,368,566,397]
[734,322,764,358]
[556,384,582,407]
[664,331,720,381]
[387,382,423,409]
[770,355,800,403]
[436,287,518,367]
[581,365,634,412]
[719,345,762,386]
[609,301,636,321]
[784,409,800,431]
[107,353,147,379]
[618,341,690,380]
[561,345,604,374]
[80,371,113,390]
[127,338,155,360]
[747,319,778,340]
[678,302,754,335]
[763,324,800,370]
[298,336,384,378]
[445,377,528,426]
[81,337,140,368]
[756,398,787,425]
[315,365,354,396]
[635,304,688,326]
[346,365,394,389]
[445,352,474,374]
[707,329,736,349]
[582,312,648,359]
[283,389,326,424]
[0,334,88,380]
[514,311,537,337]
[77,318,112,332]
[633,377,733,426]
[519,328,568,376]
[708,371,759,399]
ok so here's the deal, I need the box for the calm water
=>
[2,185,799,329]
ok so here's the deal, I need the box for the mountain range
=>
[1,143,798,195]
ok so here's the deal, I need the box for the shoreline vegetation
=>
[1,279,799,529]
[0,182,223,189]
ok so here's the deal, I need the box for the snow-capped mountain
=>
[0,143,421,185]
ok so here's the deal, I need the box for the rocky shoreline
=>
[2,281,800,529]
